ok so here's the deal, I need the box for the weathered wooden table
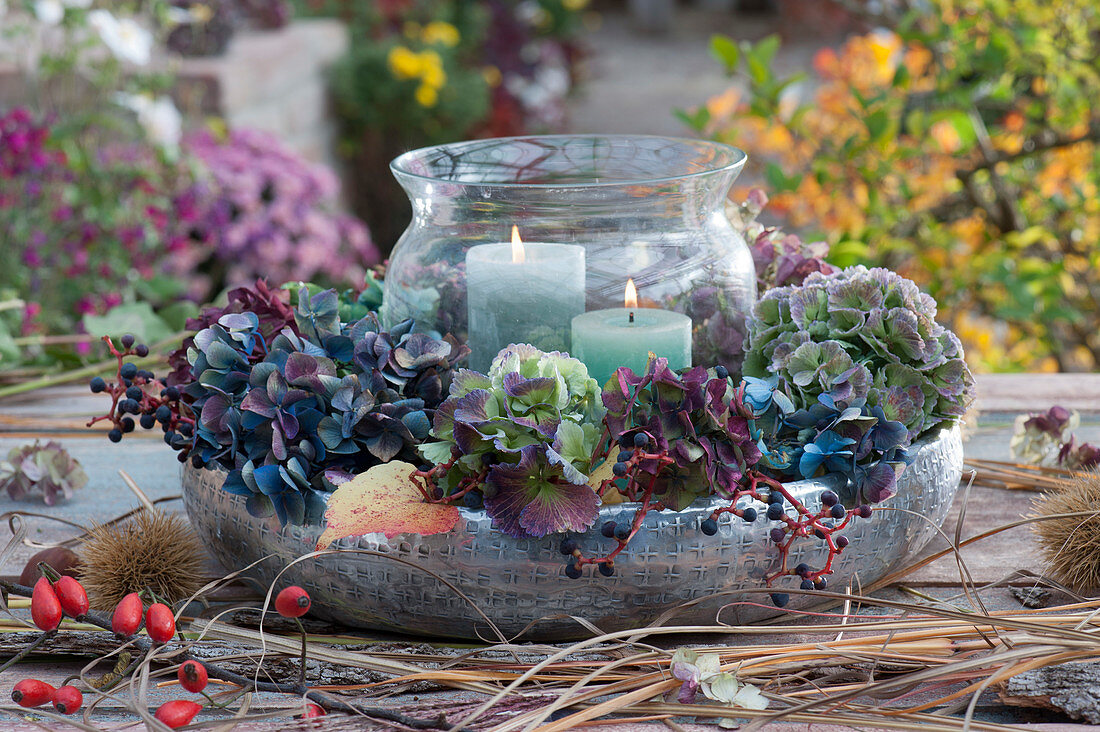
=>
[0,374,1098,730]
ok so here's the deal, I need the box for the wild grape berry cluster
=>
[86,336,193,460]
[560,431,876,608]
[703,487,875,607]
[557,431,679,580]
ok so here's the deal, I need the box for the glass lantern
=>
[384,135,756,374]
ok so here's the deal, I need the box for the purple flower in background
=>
[171,129,379,291]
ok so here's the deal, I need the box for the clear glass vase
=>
[384,135,756,374]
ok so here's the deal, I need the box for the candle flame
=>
[511,226,525,264]
[625,278,638,309]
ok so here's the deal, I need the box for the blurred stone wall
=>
[173,19,347,168]
[0,19,347,169]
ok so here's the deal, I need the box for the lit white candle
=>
[466,227,586,372]
[571,279,692,386]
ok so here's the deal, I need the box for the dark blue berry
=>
[800,579,815,591]
[108,428,123,443]
[618,433,632,448]
[178,422,193,437]
[559,537,578,555]
[770,593,789,608]
[139,413,156,430]
[794,563,811,577]
[598,562,615,577]
[120,334,135,348]
[190,454,204,468]
[813,577,828,590]
[814,529,827,540]
[134,344,149,357]
[164,431,177,446]
[700,518,718,535]
[176,451,189,463]
[715,365,729,379]
[137,370,155,381]
[165,386,180,401]
[120,363,137,380]
[770,527,786,543]
[89,377,106,393]
[633,432,649,448]
[820,490,838,507]
[830,504,847,520]
[464,492,484,510]
[118,398,139,414]
[612,462,629,477]
[120,417,135,433]
[125,386,143,401]
[614,524,631,541]
[766,503,784,521]
[835,535,850,548]
[564,562,582,579]
[601,521,617,538]
[155,405,172,423]
[857,504,873,519]
[617,450,633,463]
[768,491,784,505]
[741,507,757,523]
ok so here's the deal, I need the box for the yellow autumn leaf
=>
[315,461,459,550]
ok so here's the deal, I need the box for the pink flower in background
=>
[169,129,378,290]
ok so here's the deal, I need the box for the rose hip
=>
[54,576,89,618]
[299,703,325,718]
[31,576,62,631]
[11,679,55,708]
[177,660,208,693]
[52,685,83,714]
[274,586,311,618]
[154,699,202,728]
[145,603,175,644]
[111,592,143,636]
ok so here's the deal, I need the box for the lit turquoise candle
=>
[570,279,692,386]
[466,227,586,372]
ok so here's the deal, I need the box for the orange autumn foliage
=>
[696,0,1100,372]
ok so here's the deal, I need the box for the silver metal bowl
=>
[181,424,962,640]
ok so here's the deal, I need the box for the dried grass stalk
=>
[1031,471,1100,591]
[78,509,206,609]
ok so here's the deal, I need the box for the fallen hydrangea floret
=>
[670,648,769,727]
[1010,405,1100,470]
[0,441,87,505]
